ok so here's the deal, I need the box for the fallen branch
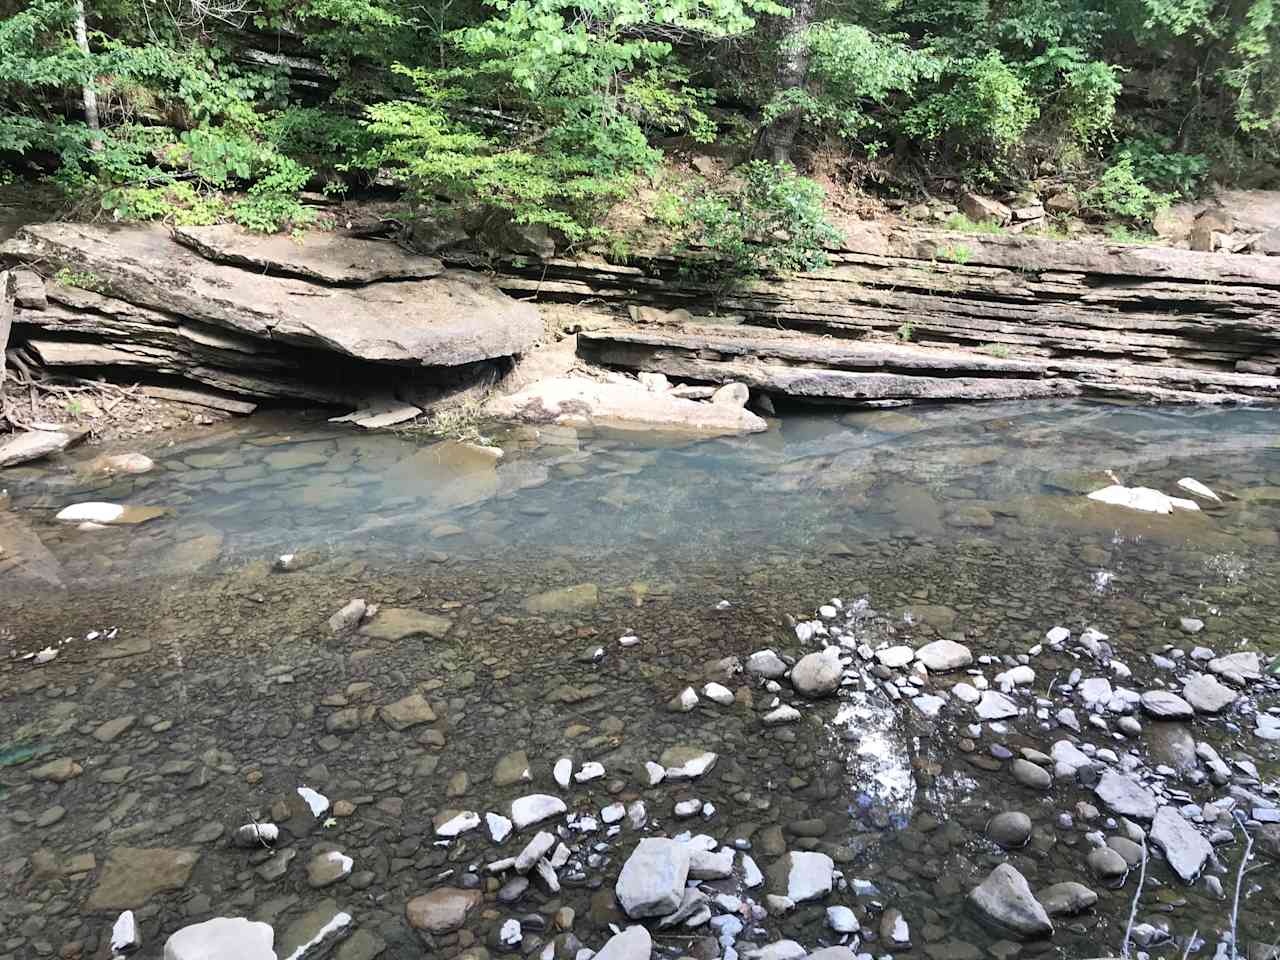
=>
[1121,837,1149,960]
[1229,813,1254,960]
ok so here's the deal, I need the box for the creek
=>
[0,398,1277,960]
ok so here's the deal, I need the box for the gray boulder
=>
[1140,690,1195,719]
[967,863,1053,940]
[1094,770,1158,820]
[1037,881,1098,917]
[1181,673,1238,713]
[791,648,843,698]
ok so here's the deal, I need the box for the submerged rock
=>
[0,430,73,468]
[659,746,718,780]
[406,887,483,933]
[1037,881,1098,916]
[967,863,1053,940]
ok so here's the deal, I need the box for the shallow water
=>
[1,399,1278,960]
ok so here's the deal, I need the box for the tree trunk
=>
[758,0,817,166]
[73,0,101,149]
[0,271,14,414]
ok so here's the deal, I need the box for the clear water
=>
[1,399,1277,960]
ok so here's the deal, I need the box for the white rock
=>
[500,919,523,948]
[296,786,329,818]
[975,691,1019,720]
[952,682,981,704]
[56,502,125,524]
[997,665,1035,687]
[1045,626,1070,644]
[827,905,858,934]
[644,761,667,786]
[602,803,626,825]
[111,910,140,954]
[1177,478,1220,502]
[575,762,605,783]
[164,918,275,960]
[876,645,915,669]
[511,794,567,830]
[670,687,700,712]
[915,639,973,672]
[703,682,735,705]
[1151,805,1213,883]
[661,748,717,780]
[486,812,513,844]
[515,831,557,873]
[742,853,765,888]
[436,811,481,837]
[553,758,573,789]
[912,694,946,718]
[763,705,801,725]
[1087,484,1199,514]
[619,634,640,647]
[689,847,735,880]
[772,851,834,903]
[594,926,653,960]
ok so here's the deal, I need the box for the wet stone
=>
[406,887,483,933]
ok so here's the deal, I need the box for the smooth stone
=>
[1037,882,1098,916]
[1181,674,1237,713]
[916,639,973,672]
[594,925,653,960]
[987,812,1032,848]
[976,691,1019,720]
[1094,771,1158,820]
[769,851,834,903]
[511,795,567,830]
[406,888,483,933]
[1140,690,1195,719]
[87,847,200,910]
[791,648,843,698]
[1087,846,1128,879]
[1011,760,1051,791]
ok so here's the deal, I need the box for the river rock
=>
[524,583,599,614]
[1087,846,1128,879]
[769,851,834,903]
[987,811,1032,848]
[746,650,788,679]
[277,901,353,959]
[164,918,275,960]
[1151,806,1213,882]
[1094,771,1157,819]
[976,691,1019,720]
[306,850,353,887]
[87,847,200,910]
[31,757,82,782]
[111,910,141,954]
[511,794,567,830]
[1140,690,1195,719]
[915,639,972,672]
[1036,881,1098,916]
[494,750,532,787]
[380,693,437,730]
[616,838,691,918]
[967,863,1053,940]
[876,645,915,668]
[594,925,653,960]
[406,888,482,933]
[1011,759,1051,791]
[1208,652,1262,683]
[790,648,843,697]
[1181,673,1238,713]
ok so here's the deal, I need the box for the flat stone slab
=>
[1151,806,1213,883]
[486,375,767,435]
[0,430,72,468]
[5,223,541,366]
[406,887,482,933]
[1094,771,1158,820]
[174,224,444,284]
[968,863,1053,940]
[87,846,200,910]
[164,917,275,960]
[615,838,690,918]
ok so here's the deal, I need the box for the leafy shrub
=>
[942,213,1005,234]
[1081,156,1173,222]
[679,161,842,293]
[902,52,1039,158]
[1120,136,1209,197]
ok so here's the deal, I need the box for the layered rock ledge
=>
[490,225,1280,404]
[1,223,542,407]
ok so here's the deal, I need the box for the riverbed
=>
[1,399,1278,960]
